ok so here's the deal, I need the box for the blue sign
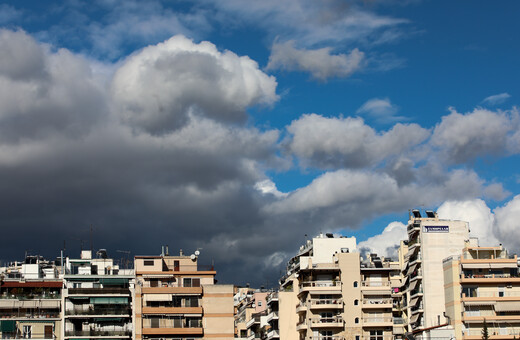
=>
[423,225,449,233]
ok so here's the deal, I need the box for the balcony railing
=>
[310,316,343,325]
[309,336,344,340]
[65,330,131,336]
[361,281,390,287]
[66,307,131,315]
[362,317,393,323]
[68,288,130,295]
[0,295,61,300]
[310,299,343,306]
[0,311,60,318]
[299,281,341,289]
[362,299,391,305]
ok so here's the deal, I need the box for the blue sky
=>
[0,0,519,285]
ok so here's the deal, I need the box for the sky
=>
[0,0,519,286]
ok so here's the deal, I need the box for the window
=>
[462,286,477,298]
[150,279,159,288]
[353,281,358,287]
[258,301,262,307]
[150,318,159,328]
[144,260,155,266]
[354,317,359,324]
[23,326,31,339]
[370,330,383,340]
[174,260,180,271]
[183,278,201,287]
[185,297,199,307]
[354,299,359,305]
[355,336,360,340]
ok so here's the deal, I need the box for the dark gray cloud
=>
[0,29,513,287]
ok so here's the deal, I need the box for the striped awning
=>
[495,301,520,312]
[144,294,172,302]
[464,300,495,306]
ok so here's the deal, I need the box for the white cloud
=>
[266,40,364,80]
[255,179,288,198]
[437,199,498,246]
[357,221,407,259]
[431,107,518,163]
[111,35,278,134]
[285,114,429,169]
[265,168,484,227]
[482,92,511,106]
[493,195,520,252]
[356,97,406,123]
[205,0,408,47]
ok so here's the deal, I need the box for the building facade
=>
[134,249,234,340]
[444,243,520,339]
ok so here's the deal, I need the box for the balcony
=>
[361,281,391,288]
[309,336,345,340]
[362,317,393,327]
[0,311,60,319]
[266,329,280,339]
[309,316,344,328]
[299,281,341,293]
[141,287,202,294]
[141,327,203,336]
[461,273,520,284]
[296,321,307,331]
[65,330,131,337]
[266,311,279,322]
[309,299,343,309]
[0,299,60,309]
[362,298,392,309]
[296,303,307,313]
[66,307,131,316]
[246,315,261,329]
[266,293,278,305]
[68,288,129,295]
[463,328,520,339]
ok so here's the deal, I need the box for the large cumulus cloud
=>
[111,35,278,134]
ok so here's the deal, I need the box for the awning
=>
[490,262,517,269]
[0,320,16,332]
[93,317,126,322]
[99,278,129,285]
[495,301,520,312]
[90,297,128,304]
[464,300,495,306]
[408,279,419,292]
[406,263,418,277]
[410,313,420,324]
[144,294,172,302]
[409,296,420,307]
[462,263,489,269]
[40,300,61,308]
[400,276,409,287]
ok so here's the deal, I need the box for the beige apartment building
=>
[444,243,520,339]
[134,248,234,340]
[274,233,402,340]
[403,209,469,338]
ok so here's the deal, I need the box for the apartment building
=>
[0,256,62,340]
[403,209,469,338]
[62,250,134,340]
[274,233,404,340]
[444,242,520,339]
[134,248,234,340]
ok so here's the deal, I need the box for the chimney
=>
[179,249,184,256]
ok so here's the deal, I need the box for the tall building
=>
[0,256,62,340]
[444,242,520,339]
[134,247,234,340]
[62,250,134,340]
[276,233,402,340]
[403,209,469,338]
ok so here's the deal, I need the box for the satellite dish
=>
[194,250,200,256]
[190,254,196,260]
